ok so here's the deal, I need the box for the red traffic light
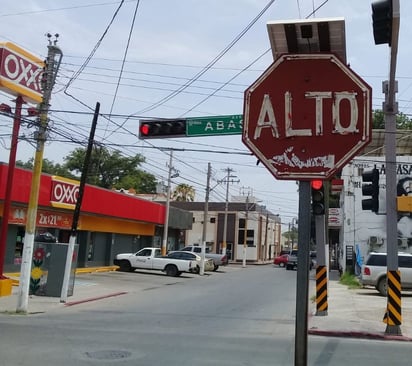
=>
[138,119,186,139]
[311,180,323,190]
[140,123,150,136]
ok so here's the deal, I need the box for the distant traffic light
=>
[371,0,392,45]
[311,180,325,216]
[139,119,186,139]
[361,167,380,213]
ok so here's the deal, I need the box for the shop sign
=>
[9,207,72,228]
[50,176,80,209]
[0,42,44,103]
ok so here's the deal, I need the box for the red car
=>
[273,254,289,267]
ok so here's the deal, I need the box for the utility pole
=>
[200,163,211,275]
[219,168,238,256]
[60,102,100,303]
[240,186,252,268]
[264,211,269,260]
[243,194,249,268]
[17,35,62,313]
[161,151,179,256]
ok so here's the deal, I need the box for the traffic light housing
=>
[311,180,325,216]
[361,168,380,213]
[371,0,392,45]
[139,119,186,139]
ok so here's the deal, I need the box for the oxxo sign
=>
[50,177,80,209]
[0,42,44,103]
[242,53,372,180]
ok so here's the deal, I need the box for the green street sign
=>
[186,114,243,136]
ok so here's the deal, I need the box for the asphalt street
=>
[1,265,412,340]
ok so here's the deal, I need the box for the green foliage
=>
[64,146,158,193]
[373,110,412,129]
[16,158,75,179]
[171,183,195,201]
[16,146,158,194]
[282,226,298,246]
[339,272,361,289]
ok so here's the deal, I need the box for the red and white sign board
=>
[243,53,372,180]
[50,176,80,209]
[0,42,44,103]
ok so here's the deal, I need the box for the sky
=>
[0,0,411,230]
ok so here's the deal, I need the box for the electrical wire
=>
[105,0,141,138]
[127,0,278,116]
[64,0,126,91]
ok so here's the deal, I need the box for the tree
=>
[16,158,75,179]
[282,226,298,248]
[171,183,195,201]
[64,146,158,193]
[373,110,412,129]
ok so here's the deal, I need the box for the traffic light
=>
[139,119,186,139]
[371,0,392,45]
[361,167,380,213]
[311,180,325,216]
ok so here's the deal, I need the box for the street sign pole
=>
[295,181,311,366]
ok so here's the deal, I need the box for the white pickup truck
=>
[181,245,228,271]
[114,247,197,277]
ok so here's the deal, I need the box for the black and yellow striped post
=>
[316,265,328,316]
[383,270,402,335]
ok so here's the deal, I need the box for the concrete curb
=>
[64,291,128,307]
[308,328,412,342]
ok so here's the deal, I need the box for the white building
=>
[170,199,282,263]
[339,154,412,273]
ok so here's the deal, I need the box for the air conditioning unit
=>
[368,236,383,246]
[398,238,408,249]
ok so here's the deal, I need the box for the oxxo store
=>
[0,163,192,273]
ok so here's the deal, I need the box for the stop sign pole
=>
[242,52,372,366]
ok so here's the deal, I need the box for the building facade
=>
[171,199,282,262]
[339,155,412,273]
[0,163,192,272]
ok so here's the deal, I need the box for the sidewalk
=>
[308,270,412,341]
[0,267,125,314]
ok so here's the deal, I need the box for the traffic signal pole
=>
[371,0,401,335]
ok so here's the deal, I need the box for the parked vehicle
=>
[273,254,289,267]
[285,250,315,271]
[286,254,298,270]
[167,251,215,273]
[114,247,197,277]
[181,245,228,271]
[360,252,412,296]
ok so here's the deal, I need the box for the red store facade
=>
[0,163,192,273]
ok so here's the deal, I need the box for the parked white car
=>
[360,252,412,296]
[181,245,228,271]
[167,251,215,273]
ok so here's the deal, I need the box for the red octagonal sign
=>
[242,53,372,180]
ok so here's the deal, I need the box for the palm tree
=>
[171,184,195,202]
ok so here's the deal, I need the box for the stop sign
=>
[242,53,372,180]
